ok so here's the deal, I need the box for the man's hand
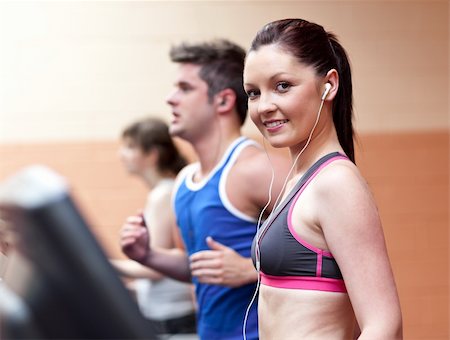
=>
[120,214,150,263]
[189,236,257,287]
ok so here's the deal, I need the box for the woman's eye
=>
[246,89,260,99]
[276,82,291,92]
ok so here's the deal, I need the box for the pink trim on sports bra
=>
[261,272,347,293]
[287,156,348,259]
[258,154,349,293]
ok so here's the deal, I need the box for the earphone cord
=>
[242,138,273,340]
[242,97,326,340]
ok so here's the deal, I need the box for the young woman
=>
[112,117,196,335]
[243,19,402,339]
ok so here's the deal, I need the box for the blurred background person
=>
[111,117,197,337]
[0,217,13,281]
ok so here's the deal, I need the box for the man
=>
[120,39,288,339]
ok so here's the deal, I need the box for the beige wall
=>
[0,0,448,144]
[0,131,447,339]
[0,1,448,339]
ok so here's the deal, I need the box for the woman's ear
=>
[215,88,236,113]
[144,148,159,168]
[323,69,339,101]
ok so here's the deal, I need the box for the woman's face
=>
[118,137,150,175]
[243,44,323,150]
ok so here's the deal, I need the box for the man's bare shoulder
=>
[234,143,268,171]
[238,142,289,171]
[237,142,265,160]
[233,142,289,183]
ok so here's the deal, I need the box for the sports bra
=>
[251,152,349,293]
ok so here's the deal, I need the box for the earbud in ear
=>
[321,83,332,101]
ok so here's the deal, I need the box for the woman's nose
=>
[257,93,276,115]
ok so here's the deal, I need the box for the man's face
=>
[166,63,215,142]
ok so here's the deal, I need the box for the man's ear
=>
[215,88,236,113]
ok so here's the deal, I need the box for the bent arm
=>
[120,215,192,283]
[141,246,191,283]
[110,258,164,280]
[190,236,258,287]
[134,182,192,282]
[213,146,289,286]
[319,165,402,339]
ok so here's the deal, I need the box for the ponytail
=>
[250,19,355,163]
[328,35,355,163]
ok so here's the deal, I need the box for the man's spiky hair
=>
[170,39,245,65]
[169,39,248,125]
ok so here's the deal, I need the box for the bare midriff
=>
[258,284,356,340]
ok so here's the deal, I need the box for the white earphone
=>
[321,82,332,101]
[243,80,333,340]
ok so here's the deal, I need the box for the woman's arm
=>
[110,258,164,280]
[317,162,403,339]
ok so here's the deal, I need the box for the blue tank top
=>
[174,137,259,340]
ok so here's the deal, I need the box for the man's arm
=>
[190,144,290,288]
[120,214,191,282]
[189,236,257,287]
